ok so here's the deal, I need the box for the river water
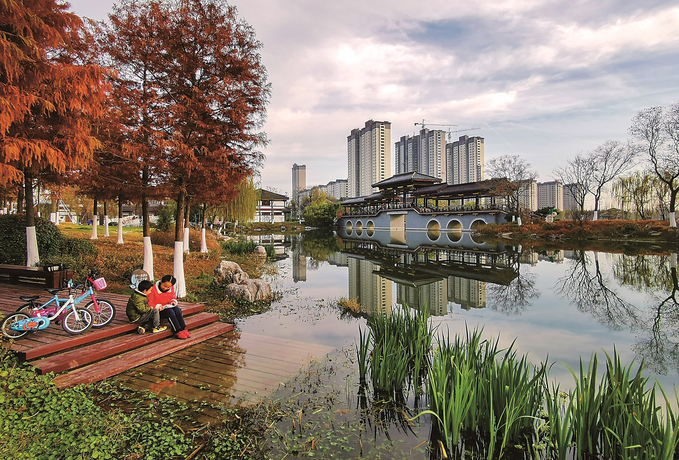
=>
[238,231,679,458]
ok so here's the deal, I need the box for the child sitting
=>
[126,280,167,334]
[147,274,191,339]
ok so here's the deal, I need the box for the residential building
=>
[537,180,564,210]
[291,164,306,203]
[395,129,447,182]
[347,120,392,197]
[518,180,538,212]
[255,189,289,223]
[326,179,348,200]
[563,183,579,211]
[447,135,484,185]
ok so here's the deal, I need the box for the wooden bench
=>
[0,265,73,289]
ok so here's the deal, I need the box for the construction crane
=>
[414,119,457,131]
[446,127,481,142]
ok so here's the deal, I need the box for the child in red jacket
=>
[148,274,190,339]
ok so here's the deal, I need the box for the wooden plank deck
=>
[1,284,337,407]
[114,332,336,404]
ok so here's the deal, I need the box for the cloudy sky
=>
[68,0,679,196]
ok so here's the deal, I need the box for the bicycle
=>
[14,270,116,328]
[2,280,94,338]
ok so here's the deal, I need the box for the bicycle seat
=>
[46,288,62,295]
[19,295,41,302]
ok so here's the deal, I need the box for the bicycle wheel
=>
[84,300,116,328]
[1,313,30,339]
[15,303,34,315]
[62,308,93,334]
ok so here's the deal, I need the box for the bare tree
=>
[588,140,636,220]
[554,154,593,221]
[629,103,679,227]
[485,155,537,225]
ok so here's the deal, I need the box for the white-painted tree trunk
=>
[50,212,58,225]
[117,220,124,245]
[200,228,208,253]
[143,236,154,281]
[517,216,522,226]
[670,211,676,228]
[593,210,599,221]
[104,215,109,237]
[26,226,39,267]
[670,252,677,269]
[174,241,186,298]
[183,227,190,254]
[90,214,98,240]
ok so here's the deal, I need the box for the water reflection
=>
[556,251,641,330]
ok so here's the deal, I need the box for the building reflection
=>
[342,240,518,316]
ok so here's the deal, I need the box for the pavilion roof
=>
[411,178,515,198]
[372,171,441,190]
[258,189,289,201]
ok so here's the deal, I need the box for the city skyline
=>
[68,0,679,196]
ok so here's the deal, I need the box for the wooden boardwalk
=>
[0,283,335,406]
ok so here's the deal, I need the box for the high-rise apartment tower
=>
[291,163,306,203]
[347,120,392,197]
[447,135,484,185]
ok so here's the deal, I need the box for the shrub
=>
[0,215,64,265]
[155,206,174,232]
[302,202,340,228]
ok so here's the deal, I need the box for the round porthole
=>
[345,221,353,235]
[427,220,440,241]
[367,221,375,237]
[356,221,363,236]
[446,220,462,242]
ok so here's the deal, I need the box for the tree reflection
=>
[487,257,540,315]
[631,254,679,374]
[556,251,640,330]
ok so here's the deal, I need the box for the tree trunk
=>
[50,191,58,225]
[174,187,186,298]
[183,195,190,254]
[669,189,677,228]
[142,196,154,281]
[24,173,39,266]
[200,203,208,253]
[17,184,24,214]
[117,196,125,245]
[90,198,98,239]
[103,201,110,237]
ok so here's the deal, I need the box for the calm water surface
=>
[238,232,679,457]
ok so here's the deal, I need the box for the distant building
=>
[347,120,392,197]
[563,183,579,211]
[326,179,348,199]
[395,129,447,182]
[255,189,289,223]
[537,180,564,210]
[447,135,484,185]
[291,164,306,203]
[518,180,538,212]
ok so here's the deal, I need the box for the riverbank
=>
[475,219,679,253]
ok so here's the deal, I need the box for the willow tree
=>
[0,0,106,265]
[220,177,258,223]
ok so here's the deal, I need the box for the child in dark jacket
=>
[126,280,167,334]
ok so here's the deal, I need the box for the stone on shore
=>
[224,279,272,302]
[214,260,249,285]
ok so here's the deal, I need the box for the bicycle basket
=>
[92,277,107,291]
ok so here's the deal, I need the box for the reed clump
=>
[357,322,679,459]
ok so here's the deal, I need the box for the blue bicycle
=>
[14,270,116,328]
[2,280,93,338]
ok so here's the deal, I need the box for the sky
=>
[67,0,679,197]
